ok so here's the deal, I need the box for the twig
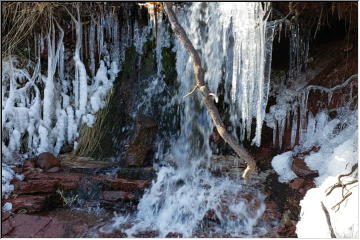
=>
[321,201,336,238]
[331,192,352,212]
[183,84,200,98]
[325,163,358,212]
[326,163,358,196]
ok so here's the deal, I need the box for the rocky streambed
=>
[1,147,321,238]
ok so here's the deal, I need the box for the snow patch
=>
[2,202,12,212]
[271,151,297,183]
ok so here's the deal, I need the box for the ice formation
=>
[2,202,12,212]
[265,73,357,150]
[219,3,274,146]
[271,151,297,183]
[293,110,358,238]
[1,8,132,196]
[1,8,140,162]
[2,163,23,198]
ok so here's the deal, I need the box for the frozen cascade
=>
[1,7,125,162]
[112,2,274,237]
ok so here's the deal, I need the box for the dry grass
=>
[1,2,106,57]
[74,88,114,159]
[2,2,59,56]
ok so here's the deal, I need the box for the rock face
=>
[36,152,61,170]
[117,167,155,180]
[292,157,319,178]
[3,157,151,219]
[2,214,65,237]
[14,179,59,194]
[124,115,157,167]
[102,191,135,201]
[289,178,305,190]
[3,194,59,213]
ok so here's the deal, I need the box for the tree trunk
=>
[163,2,256,183]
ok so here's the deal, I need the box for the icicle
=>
[89,19,96,77]
[328,91,333,106]
[290,109,298,147]
[70,7,88,124]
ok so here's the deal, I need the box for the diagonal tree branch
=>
[163,2,256,183]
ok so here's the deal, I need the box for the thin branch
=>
[331,192,352,212]
[321,201,336,238]
[326,163,358,196]
[301,74,357,93]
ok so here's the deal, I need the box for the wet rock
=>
[46,167,60,173]
[97,230,127,238]
[165,232,183,238]
[203,209,221,224]
[24,172,83,191]
[2,194,59,213]
[13,179,59,194]
[302,179,316,192]
[289,178,305,190]
[209,155,246,178]
[124,115,157,167]
[1,214,65,237]
[23,158,36,168]
[26,171,84,182]
[98,176,149,191]
[102,191,135,201]
[133,230,159,238]
[59,144,73,154]
[60,156,117,175]
[36,152,61,170]
[77,177,104,201]
[291,157,319,178]
[2,211,12,221]
[117,167,155,180]
[276,225,297,238]
[261,200,282,222]
[281,209,295,227]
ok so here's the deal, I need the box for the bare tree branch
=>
[163,2,256,183]
[321,201,336,238]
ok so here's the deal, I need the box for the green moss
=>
[141,38,157,79]
[161,44,178,90]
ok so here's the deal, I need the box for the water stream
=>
[111,2,275,237]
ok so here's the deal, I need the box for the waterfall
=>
[112,2,274,237]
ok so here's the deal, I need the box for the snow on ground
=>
[2,163,24,201]
[272,109,358,238]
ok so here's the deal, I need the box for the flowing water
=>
[111,2,275,237]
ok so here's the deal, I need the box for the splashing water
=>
[112,2,274,237]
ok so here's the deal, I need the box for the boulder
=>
[124,115,157,167]
[36,152,61,170]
